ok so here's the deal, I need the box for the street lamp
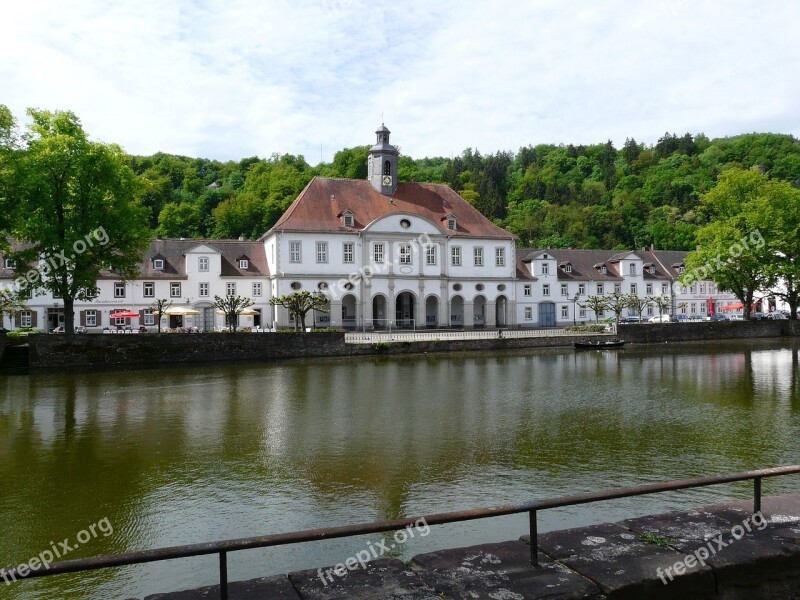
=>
[572,294,580,326]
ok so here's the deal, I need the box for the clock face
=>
[382,175,392,185]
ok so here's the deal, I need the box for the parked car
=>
[74,326,88,333]
[649,315,672,323]
[707,314,728,322]
[729,314,744,321]
[766,312,788,320]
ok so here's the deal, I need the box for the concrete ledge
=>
[144,494,800,600]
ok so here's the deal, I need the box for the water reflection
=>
[1,339,799,599]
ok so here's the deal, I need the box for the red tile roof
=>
[263,177,515,240]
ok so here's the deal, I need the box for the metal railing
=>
[345,326,614,343]
[9,465,799,599]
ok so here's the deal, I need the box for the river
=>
[1,338,799,598]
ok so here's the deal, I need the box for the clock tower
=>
[367,124,399,196]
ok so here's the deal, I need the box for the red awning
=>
[110,310,140,319]
[720,302,744,311]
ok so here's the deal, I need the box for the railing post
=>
[219,551,228,600]
[529,510,538,567]
[754,477,762,514]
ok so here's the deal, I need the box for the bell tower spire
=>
[367,123,399,196]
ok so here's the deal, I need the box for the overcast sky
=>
[3,0,798,164]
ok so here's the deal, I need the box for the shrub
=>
[565,324,606,333]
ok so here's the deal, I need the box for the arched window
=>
[383,160,391,176]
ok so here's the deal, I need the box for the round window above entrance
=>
[344,282,354,291]
[453,283,462,291]
[497,284,506,291]
[290,281,302,290]
[476,284,485,291]
[400,218,411,229]
[318,282,328,290]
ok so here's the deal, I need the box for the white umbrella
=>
[216,308,260,316]
[164,306,201,316]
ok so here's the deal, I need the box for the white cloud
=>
[2,0,798,163]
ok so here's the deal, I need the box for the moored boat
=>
[574,339,626,349]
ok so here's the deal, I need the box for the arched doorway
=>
[342,294,357,329]
[372,295,388,329]
[473,295,486,327]
[395,291,416,329]
[450,295,464,327]
[425,295,439,328]
[496,295,508,327]
[539,302,556,327]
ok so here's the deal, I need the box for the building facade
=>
[0,125,735,332]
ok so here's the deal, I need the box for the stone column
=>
[486,300,496,327]
[463,301,474,329]
[328,300,341,328]
[363,282,373,330]
[417,283,425,328]
[440,280,449,328]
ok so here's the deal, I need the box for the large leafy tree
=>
[9,109,151,333]
[682,169,774,319]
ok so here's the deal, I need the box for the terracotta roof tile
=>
[263,177,515,240]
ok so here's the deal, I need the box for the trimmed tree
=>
[270,291,329,332]
[602,291,629,323]
[213,293,254,333]
[652,295,672,319]
[578,294,608,323]
[0,288,28,330]
[148,298,172,333]
[625,294,653,321]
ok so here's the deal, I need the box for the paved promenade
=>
[143,493,800,600]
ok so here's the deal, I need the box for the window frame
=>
[252,282,262,297]
[373,242,385,264]
[495,247,505,267]
[473,246,484,267]
[170,282,181,298]
[226,282,236,296]
[114,282,126,298]
[342,242,354,264]
[85,310,97,327]
[316,241,328,264]
[198,256,209,272]
[451,246,461,267]
[199,282,209,297]
[143,282,155,298]
[289,241,302,263]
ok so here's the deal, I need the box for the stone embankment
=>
[17,320,800,373]
[142,493,800,599]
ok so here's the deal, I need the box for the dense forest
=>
[128,132,800,249]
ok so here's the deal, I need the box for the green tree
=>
[270,291,329,332]
[602,291,629,323]
[0,287,28,329]
[157,202,202,238]
[9,109,151,334]
[213,293,254,333]
[147,298,172,333]
[578,295,608,323]
[652,295,672,318]
[682,169,773,319]
[625,294,653,321]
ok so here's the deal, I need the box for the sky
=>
[2,0,799,165]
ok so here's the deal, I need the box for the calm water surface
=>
[2,339,800,598]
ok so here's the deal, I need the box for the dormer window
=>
[3,257,14,269]
[679,265,685,273]
[600,266,607,274]
[446,215,457,231]
[153,259,164,270]
[649,265,656,275]
[239,259,249,269]
[564,263,572,273]
[339,210,355,227]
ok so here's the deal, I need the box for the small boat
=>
[574,339,626,350]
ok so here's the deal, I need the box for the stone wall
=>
[26,321,800,372]
[27,331,596,371]
[0,334,6,365]
[617,320,797,343]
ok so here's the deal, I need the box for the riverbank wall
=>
[22,320,800,372]
[143,492,800,600]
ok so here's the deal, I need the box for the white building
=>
[0,125,736,332]
[260,125,518,329]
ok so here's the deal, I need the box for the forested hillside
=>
[128,132,800,249]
